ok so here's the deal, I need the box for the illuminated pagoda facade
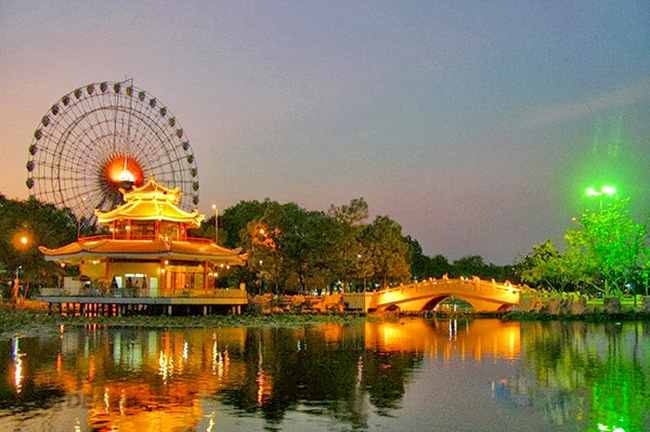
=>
[39,176,246,301]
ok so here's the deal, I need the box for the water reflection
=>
[11,338,25,394]
[514,321,650,432]
[0,319,647,431]
[365,318,521,361]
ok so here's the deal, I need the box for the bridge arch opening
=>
[423,296,474,312]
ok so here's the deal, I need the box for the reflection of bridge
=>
[347,277,522,312]
[364,319,521,360]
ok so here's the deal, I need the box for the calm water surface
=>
[0,318,648,432]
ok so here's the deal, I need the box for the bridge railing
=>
[377,277,521,295]
[371,277,522,310]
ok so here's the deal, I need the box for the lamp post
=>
[11,232,32,303]
[12,266,23,303]
[586,185,616,211]
[212,204,219,244]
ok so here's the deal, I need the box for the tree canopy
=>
[0,194,516,297]
[516,197,649,297]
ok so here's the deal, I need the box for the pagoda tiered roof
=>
[39,176,246,267]
[95,176,204,229]
[39,237,246,265]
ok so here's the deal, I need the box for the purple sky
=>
[1,1,649,264]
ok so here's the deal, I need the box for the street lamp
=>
[11,232,32,303]
[212,204,219,244]
[586,185,616,211]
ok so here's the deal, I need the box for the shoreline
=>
[2,304,650,340]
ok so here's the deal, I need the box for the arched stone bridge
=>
[346,277,523,312]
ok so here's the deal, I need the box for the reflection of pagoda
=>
[37,176,248,315]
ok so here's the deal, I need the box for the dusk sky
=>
[1,1,649,264]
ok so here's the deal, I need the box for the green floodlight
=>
[585,186,617,197]
[585,185,617,211]
[601,185,616,196]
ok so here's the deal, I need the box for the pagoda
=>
[38,176,247,315]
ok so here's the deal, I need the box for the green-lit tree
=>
[564,197,647,297]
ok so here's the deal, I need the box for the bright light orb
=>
[12,232,32,250]
[103,155,144,188]
[601,185,616,196]
[118,169,135,183]
[586,186,617,197]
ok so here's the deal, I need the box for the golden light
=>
[12,231,32,251]
[118,169,135,183]
[103,155,144,188]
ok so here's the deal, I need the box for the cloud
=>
[522,80,650,128]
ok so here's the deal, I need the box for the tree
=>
[563,197,647,297]
[450,255,486,278]
[403,236,428,281]
[361,216,411,288]
[515,239,575,291]
[0,196,81,297]
[429,254,452,278]
[219,199,271,248]
[518,198,648,297]
[327,198,369,291]
[328,197,369,226]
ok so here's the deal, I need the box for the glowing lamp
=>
[601,185,616,196]
[586,185,617,197]
[12,232,32,251]
[585,185,617,211]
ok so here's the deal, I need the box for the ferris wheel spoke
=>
[27,80,200,219]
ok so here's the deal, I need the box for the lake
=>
[0,318,648,431]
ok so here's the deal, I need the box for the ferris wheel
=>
[26,80,200,223]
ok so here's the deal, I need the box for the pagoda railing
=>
[38,287,247,299]
[77,234,216,242]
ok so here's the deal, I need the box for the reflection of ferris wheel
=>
[26,79,200,223]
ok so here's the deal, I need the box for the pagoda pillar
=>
[105,258,112,294]
[203,261,209,291]
[160,259,167,295]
